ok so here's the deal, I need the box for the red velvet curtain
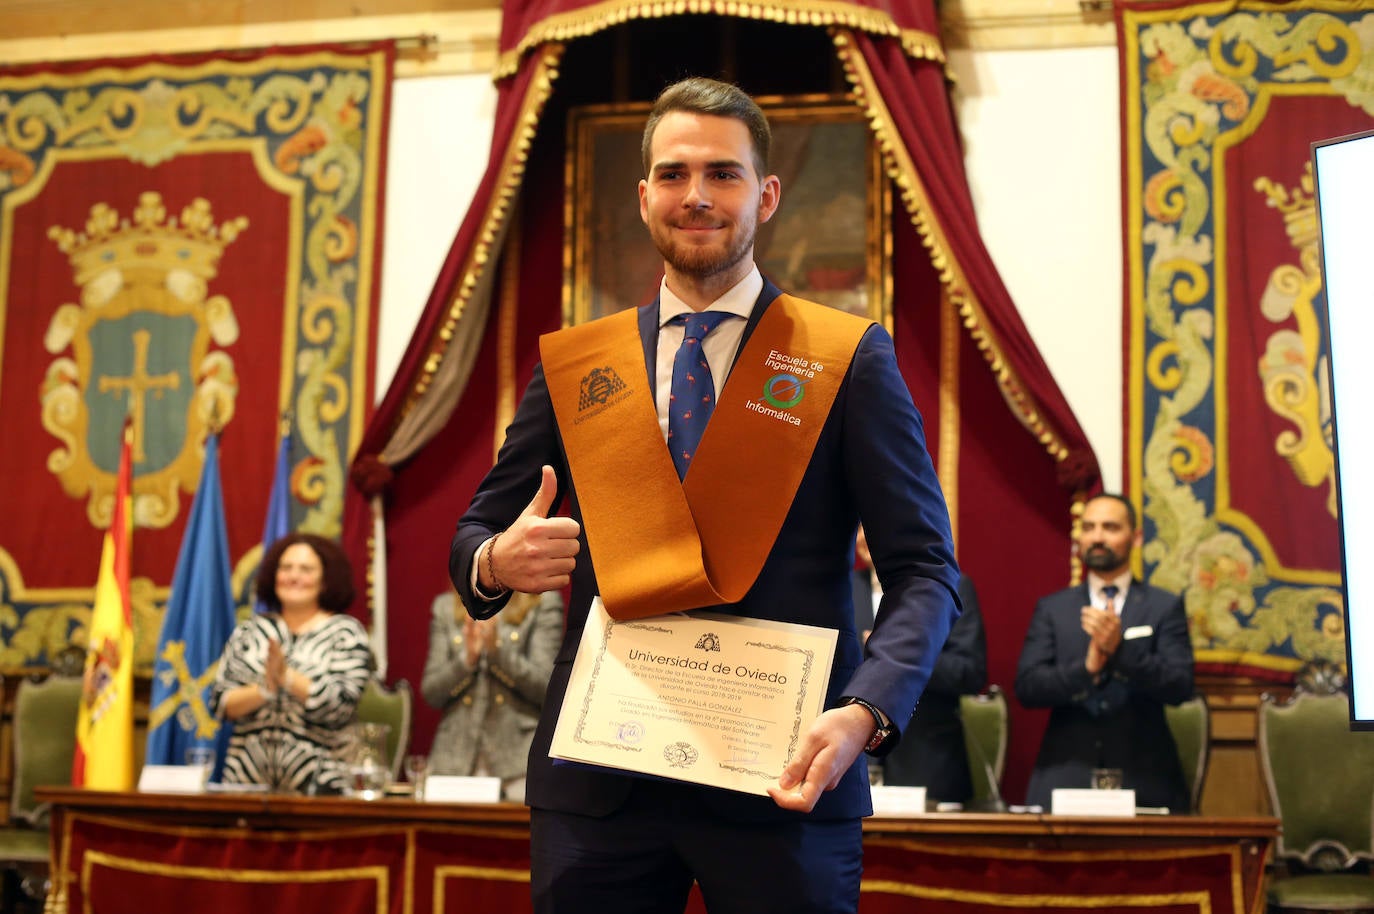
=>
[346,0,1101,803]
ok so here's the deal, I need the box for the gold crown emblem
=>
[47,191,248,287]
[1255,163,1317,252]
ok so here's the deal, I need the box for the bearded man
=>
[1015,493,1195,811]
[450,77,959,914]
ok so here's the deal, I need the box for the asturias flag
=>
[73,422,135,789]
[146,432,238,779]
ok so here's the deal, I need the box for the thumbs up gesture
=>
[480,465,582,594]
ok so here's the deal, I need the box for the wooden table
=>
[36,787,1277,914]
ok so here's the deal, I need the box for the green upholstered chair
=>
[0,673,84,912]
[354,678,412,782]
[5,674,83,833]
[1164,695,1209,813]
[1258,688,1374,912]
[960,685,1008,811]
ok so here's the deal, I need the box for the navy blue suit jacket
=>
[1015,579,1194,811]
[450,280,960,823]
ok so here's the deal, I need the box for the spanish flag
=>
[73,423,135,790]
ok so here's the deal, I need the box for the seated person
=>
[210,533,373,794]
[881,573,986,805]
[421,587,562,802]
[1014,494,1194,812]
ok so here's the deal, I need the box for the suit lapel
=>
[1119,579,1147,629]
[1073,583,1093,649]
[732,278,781,370]
[639,298,659,398]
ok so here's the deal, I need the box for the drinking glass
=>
[1091,767,1124,790]
[185,746,215,786]
[404,754,429,801]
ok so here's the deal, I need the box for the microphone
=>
[964,712,1007,813]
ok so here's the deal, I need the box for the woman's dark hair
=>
[254,532,355,613]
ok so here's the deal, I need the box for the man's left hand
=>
[1081,606,1122,655]
[767,703,874,813]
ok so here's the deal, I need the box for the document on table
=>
[550,597,837,796]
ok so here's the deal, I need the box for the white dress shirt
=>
[652,267,761,441]
[1086,571,1132,615]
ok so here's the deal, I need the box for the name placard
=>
[1050,788,1137,816]
[870,785,927,816]
[137,764,208,794]
[423,775,502,804]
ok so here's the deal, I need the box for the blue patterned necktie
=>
[667,311,733,480]
[1101,584,1120,614]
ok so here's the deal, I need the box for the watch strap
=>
[843,696,894,755]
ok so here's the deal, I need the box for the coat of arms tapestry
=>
[0,43,393,669]
[1118,0,1371,678]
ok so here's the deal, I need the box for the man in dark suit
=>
[881,573,986,805]
[1015,493,1194,812]
[450,77,959,914]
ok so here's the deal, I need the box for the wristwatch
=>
[843,696,895,755]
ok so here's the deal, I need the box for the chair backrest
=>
[960,685,1008,810]
[11,674,85,826]
[354,678,412,781]
[1258,690,1374,869]
[1165,695,1210,813]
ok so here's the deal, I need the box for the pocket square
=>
[1123,625,1153,640]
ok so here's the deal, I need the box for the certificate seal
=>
[663,741,699,769]
[616,721,644,745]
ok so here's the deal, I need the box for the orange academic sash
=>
[540,294,870,620]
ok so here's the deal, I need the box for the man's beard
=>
[1082,544,1125,572]
[650,210,758,279]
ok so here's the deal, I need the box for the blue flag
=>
[254,428,292,614]
[146,433,237,779]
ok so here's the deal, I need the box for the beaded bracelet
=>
[487,531,508,593]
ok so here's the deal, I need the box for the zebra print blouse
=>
[210,612,372,794]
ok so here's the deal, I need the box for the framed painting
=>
[563,94,892,329]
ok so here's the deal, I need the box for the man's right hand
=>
[1081,605,1121,675]
[480,465,581,594]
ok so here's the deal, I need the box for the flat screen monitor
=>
[1312,128,1374,727]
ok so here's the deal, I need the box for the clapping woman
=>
[211,533,372,793]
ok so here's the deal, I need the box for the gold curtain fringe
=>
[493,0,944,80]
[898,28,943,62]
[399,47,565,420]
[834,29,1074,469]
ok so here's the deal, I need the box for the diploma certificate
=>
[549,598,837,796]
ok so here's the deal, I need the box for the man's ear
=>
[758,174,781,223]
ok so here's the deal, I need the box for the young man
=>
[450,77,959,913]
[1015,493,1195,811]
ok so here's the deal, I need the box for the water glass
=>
[404,754,429,801]
[1091,767,1124,790]
[185,746,215,785]
[349,759,388,799]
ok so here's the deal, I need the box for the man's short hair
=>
[641,76,771,178]
[1086,493,1137,531]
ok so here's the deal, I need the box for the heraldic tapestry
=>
[0,44,392,670]
[1119,1,1373,677]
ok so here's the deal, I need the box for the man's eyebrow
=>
[650,158,747,173]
